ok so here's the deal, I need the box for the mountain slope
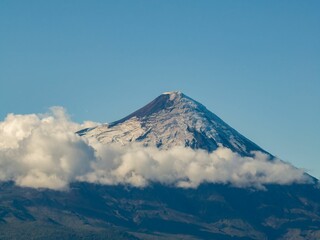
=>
[79,91,267,156]
[1,91,320,239]
[1,182,320,240]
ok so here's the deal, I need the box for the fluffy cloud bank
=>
[0,107,97,189]
[0,107,311,190]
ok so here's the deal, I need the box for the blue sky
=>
[0,1,319,177]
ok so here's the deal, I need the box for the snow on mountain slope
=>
[79,91,268,156]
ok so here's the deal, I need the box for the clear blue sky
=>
[1,1,319,177]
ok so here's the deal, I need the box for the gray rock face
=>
[80,91,267,156]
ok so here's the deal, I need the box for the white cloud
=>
[0,107,312,190]
[0,107,96,190]
[82,143,310,190]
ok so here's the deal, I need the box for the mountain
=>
[1,181,320,240]
[79,91,267,156]
[1,91,320,240]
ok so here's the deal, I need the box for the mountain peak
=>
[162,91,182,100]
[80,92,268,156]
[161,91,192,104]
[162,90,182,95]
[107,91,196,126]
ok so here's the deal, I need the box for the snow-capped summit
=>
[79,91,267,155]
[162,91,181,100]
